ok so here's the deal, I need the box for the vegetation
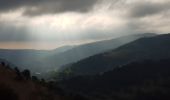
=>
[59,59,170,100]
[1,62,5,66]
[21,69,31,80]
[0,61,91,100]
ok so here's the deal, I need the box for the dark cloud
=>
[0,0,98,16]
[0,0,170,48]
[129,2,170,18]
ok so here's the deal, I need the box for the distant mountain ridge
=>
[0,46,74,73]
[59,33,170,76]
[53,33,156,70]
[0,33,156,74]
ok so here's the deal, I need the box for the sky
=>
[0,0,170,49]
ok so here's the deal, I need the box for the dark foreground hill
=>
[0,62,87,100]
[59,33,170,77]
[60,58,170,100]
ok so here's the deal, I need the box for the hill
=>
[49,33,155,70]
[60,58,170,100]
[0,33,155,75]
[0,46,74,74]
[59,33,170,77]
[0,64,59,100]
[0,62,87,100]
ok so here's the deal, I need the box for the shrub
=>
[32,76,39,82]
[14,67,23,81]
[1,62,5,66]
[22,69,31,80]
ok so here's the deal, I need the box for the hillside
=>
[0,63,65,100]
[60,58,170,100]
[59,33,170,76]
[0,62,87,100]
[49,33,155,70]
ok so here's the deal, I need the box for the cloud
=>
[128,1,170,18]
[0,0,99,16]
[0,0,170,49]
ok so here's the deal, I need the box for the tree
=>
[22,69,31,80]
[14,67,20,75]
[1,62,5,66]
[14,67,23,81]
[6,64,11,69]
[32,76,39,82]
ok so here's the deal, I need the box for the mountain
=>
[0,46,74,73]
[60,58,170,100]
[59,33,170,77]
[49,33,156,71]
[51,45,75,54]
[0,33,155,74]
